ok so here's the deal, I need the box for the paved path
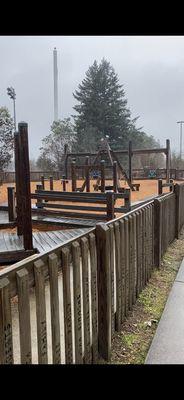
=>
[145,258,184,364]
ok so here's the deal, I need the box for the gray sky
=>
[1,35,184,159]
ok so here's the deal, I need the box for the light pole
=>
[7,87,16,131]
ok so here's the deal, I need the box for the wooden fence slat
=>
[48,253,61,364]
[34,259,48,364]
[154,199,162,268]
[124,217,130,316]
[16,268,32,364]
[0,278,14,364]
[89,233,98,363]
[119,219,126,323]
[61,247,73,364]
[145,207,149,283]
[129,215,133,310]
[81,237,91,364]
[135,211,141,296]
[142,208,146,286]
[96,223,111,361]
[72,241,83,364]
[132,214,137,304]
[114,221,122,331]
[109,224,115,334]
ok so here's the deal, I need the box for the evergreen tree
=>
[73,59,135,150]
[0,107,14,171]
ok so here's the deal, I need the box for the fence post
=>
[14,131,23,235]
[128,140,132,184]
[18,122,33,251]
[61,175,67,192]
[36,184,43,208]
[64,144,68,179]
[7,187,16,222]
[174,183,180,239]
[49,176,53,191]
[106,192,115,220]
[41,175,45,190]
[71,160,77,192]
[169,179,174,192]
[96,223,111,361]
[154,198,162,268]
[158,179,163,195]
[166,139,170,183]
[85,156,90,193]
[113,161,118,192]
[100,160,105,193]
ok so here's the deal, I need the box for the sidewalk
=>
[145,258,184,364]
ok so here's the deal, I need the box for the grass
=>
[109,227,184,364]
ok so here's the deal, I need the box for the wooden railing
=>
[1,184,184,364]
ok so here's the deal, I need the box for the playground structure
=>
[2,123,184,364]
[63,138,171,192]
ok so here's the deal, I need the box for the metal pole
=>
[177,121,184,164]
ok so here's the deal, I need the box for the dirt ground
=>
[0,178,177,206]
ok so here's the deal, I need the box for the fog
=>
[1,35,184,158]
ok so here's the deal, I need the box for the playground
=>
[0,178,178,209]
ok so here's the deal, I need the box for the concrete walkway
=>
[145,258,184,364]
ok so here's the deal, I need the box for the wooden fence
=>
[0,184,184,364]
[1,168,184,184]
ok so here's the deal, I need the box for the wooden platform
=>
[0,207,101,227]
[0,228,90,256]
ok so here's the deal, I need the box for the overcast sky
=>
[1,35,184,159]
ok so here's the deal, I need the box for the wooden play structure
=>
[64,138,171,192]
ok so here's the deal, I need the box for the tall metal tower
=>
[53,47,58,121]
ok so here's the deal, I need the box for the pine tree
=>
[73,58,135,150]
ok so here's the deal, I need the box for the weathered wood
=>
[48,253,61,364]
[89,233,98,363]
[34,259,48,364]
[132,213,137,303]
[166,139,170,183]
[124,217,130,316]
[85,156,90,193]
[128,141,132,184]
[109,225,115,334]
[81,237,91,363]
[119,219,126,323]
[18,122,33,250]
[154,199,162,268]
[100,160,105,193]
[0,249,36,264]
[114,221,121,331]
[16,268,32,364]
[71,161,77,192]
[135,211,141,296]
[174,184,180,238]
[0,278,13,364]
[49,176,54,191]
[61,247,73,364]
[158,179,163,195]
[7,187,16,222]
[129,215,133,310]
[113,161,118,192]
[96,223,111,361]
[72,241,83,364]
[41,175,45,190]
[106,192,115,220]
[14,131,23,236]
